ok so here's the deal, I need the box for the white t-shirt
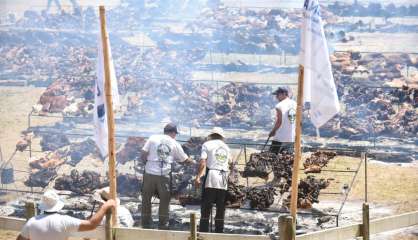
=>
[274,97,297,143]
[142,134,188,176]
[201,139,231,190]
[21,213,81,240]
[118,206,134,228]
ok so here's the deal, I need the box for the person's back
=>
[21,213,81,240]
[17,190,115,240]
[202,139,231,190]
[274,97,296,143]
[144,134,186,176]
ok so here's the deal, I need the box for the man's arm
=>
[269,109,282,137]
[78,199,116,232]
[194,159,207,188]
[175,142,192,164]
[140,150,148,163]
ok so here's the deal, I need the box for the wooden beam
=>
[290,65,305,222]
[115,228,271,240]
[25,202,36,220]
[296,223,361,240]
[1,211,417,240]
[362,203,370,240]
[0,216,25,232]
[369,211,418,235]
[190,213,197,240]
[279,215,294,240]
[99,5,118,227]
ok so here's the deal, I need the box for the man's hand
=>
[103,199,116,210]
[183,158,194,165]
[194,177,201,188]
[269,130,276,137]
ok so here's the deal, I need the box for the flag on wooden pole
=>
[300,0,339,128]
[94,23,120,158]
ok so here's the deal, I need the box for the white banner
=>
[94,30,120,158]
[300,0,340,128]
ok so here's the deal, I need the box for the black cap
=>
[164,123,178,134]
[272,87,288,95]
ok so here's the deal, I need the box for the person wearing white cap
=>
[194,127,231,233]
[92,187,134,228]
[140,123,192,229]
[16,189,115,240]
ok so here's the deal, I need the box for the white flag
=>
[300,0,340,128]
[94,30,120,158]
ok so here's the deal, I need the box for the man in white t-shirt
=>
[140,123,191,229]
[194,127,231,233]
[269,87,296,183]
[16,189,115,240]
[269,87,296,154]
[92,187,134,228]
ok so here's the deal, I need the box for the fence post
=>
[362,152,368,202]
[25,202,36,220]
[105,210,112,240]
[362,203,370,240]
[279,215,294,240]
[190,213,197,240]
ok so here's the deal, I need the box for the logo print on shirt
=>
[215,147,228,163]
[157,143,171,163]
[288,108,296,123]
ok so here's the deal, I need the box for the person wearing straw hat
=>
[194,127,231,233]
[92,187,134,228]
[16,189,115,240]
[140,123,192,229]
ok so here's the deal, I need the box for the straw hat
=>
[39,190,65,213]
[209,127,225,138]
[93,187,120,205]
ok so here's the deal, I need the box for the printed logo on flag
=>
[97,104,105,120]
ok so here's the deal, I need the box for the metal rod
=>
[337,154,365,217]
[364,152,368,202]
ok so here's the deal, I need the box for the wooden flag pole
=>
[99,6,118,227]
[289,65,305,228]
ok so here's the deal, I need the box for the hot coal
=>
[271,151,294,188]
[25,168,57,188]
[284,176,330,209]
[225,181,246,208]
[29,153,65,169]
[178,194,201,206]
[54,169,104,194]
[242,152,276,178]
[247,186,277,210]
[303,151,337,174]
[117,174,141,198]
[15,135,31,152]
[116,137,146,165]
[40,133,70,151]
[181,137,205,159]
[68,138,97,166]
